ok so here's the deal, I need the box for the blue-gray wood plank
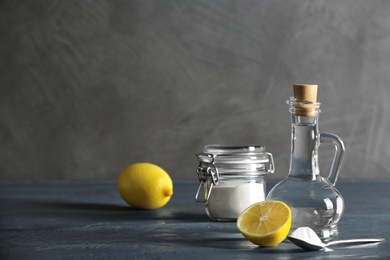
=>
[0,180,389,259]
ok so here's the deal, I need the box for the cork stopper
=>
[293,84,318,103]
[292,84,320,116]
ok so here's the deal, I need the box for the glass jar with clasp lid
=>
[195,145,275,221]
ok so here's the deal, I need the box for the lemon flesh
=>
[118,163,173,209]
[237,200,292,247]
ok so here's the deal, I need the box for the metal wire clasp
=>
[194,153,219,203]
[266,152,275,174]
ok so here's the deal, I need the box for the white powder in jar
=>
[206,182,265,220]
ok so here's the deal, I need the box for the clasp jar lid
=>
[196,145,275,180]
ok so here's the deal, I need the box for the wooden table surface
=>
[0,179,389,259]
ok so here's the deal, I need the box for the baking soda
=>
[206,182,265,220]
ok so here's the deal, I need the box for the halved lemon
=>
[237,200,292,247]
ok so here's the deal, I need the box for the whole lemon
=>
[117,162,173,209]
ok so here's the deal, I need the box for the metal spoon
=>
[288,227,384,251]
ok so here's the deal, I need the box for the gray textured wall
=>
[1,0,390,180]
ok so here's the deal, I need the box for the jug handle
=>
[319,133,345,185]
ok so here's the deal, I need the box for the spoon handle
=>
[327,238,384,247]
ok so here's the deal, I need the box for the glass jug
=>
[266,84,345,241]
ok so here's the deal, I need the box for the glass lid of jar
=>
[198,145,269,164]
[196,145,274,176]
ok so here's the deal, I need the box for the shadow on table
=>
[23,198,208,223]
[179,237,332,257]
